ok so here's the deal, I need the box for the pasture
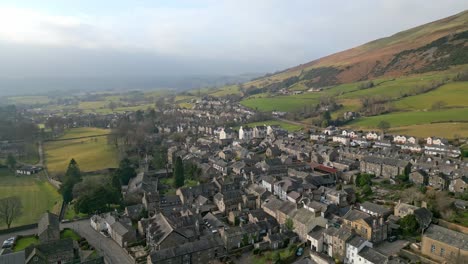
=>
[0,169,62,229]
[348,108,468,128]
[44,128,118,175]
[393,82,468,111]
[388,123,468,139]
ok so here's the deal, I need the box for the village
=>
[0,96,467,264]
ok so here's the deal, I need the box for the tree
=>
[0,196,22,229]
[75,185,121,214]
[355,173,372,187]
[398,214,419,237]
[285,217,294,231]
[115,158,136,185]
[6,154,16,171]
[173,156,185,188]
[60,159,82,203]
[108,101,117,111]
[431,100,447,110]
[362,185,373,197]
[377,121,390,132]
[272,251,281,264]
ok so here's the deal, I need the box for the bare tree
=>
[0,196,23,229]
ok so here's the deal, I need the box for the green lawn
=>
[44,128,118,175]
[61,228,81,241]
[243,120,303,131]
[13,236,39,251]
[64,204,88,220]
[59,127,111,139]
[388,123,468,139]
[349,107,468,128]
[0,169,62,229]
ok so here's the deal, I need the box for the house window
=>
[431,245,436,253]
[440,248,445,256]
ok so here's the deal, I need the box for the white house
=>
[426,137,447,146]
[345,236,373,264]
[333,136,350,146]
[219,128,235,140]
[253,126,267,139]
[267,125,281,136]
[365,132,380,141]
[239,126,254,140]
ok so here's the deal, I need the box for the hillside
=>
[247,10,468,89]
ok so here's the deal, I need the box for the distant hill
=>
[247,10,468,89]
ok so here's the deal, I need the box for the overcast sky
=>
[0,0,467,80]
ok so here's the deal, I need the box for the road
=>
[0,219,133,264]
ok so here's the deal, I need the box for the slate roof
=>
[25,238,74,263]
[38,212,59,235]
[347,235,368,248]
[362,156,409,167]
[360,202,391,215]
[343,209,372,225]
[149,235,223,262]
[358,246,387,263]
[0,251,25,264]
[424,224,468,250]
[307,226,325,240]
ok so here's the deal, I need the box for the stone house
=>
[38,212,60,243]
[213,190,243,214]
[324,227,353,262]
[428,173,449,190]
[359,202,391,218]
[449,177,468,193]
[409,170,427,185]
[342,209,387,243]
[25,238,76,264]
[421,224,468,264]
[291,208,328,242]
[360,156,411,178]
[147,235,225,264]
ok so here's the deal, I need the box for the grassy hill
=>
[246,10,468,88]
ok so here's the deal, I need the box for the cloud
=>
[0,1,466,77]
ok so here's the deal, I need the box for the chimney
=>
[373,219,377,228]
[421,201,427,209]
[379,217,384,226]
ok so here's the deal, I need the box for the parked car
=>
[296,247,304,256]
[2,237,16,249]
[388,236,397,242]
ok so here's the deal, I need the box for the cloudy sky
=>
[0,0,467,90]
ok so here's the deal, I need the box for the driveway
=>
[375,239,409,256]
[1,219,133,264]
[64,220,134,264]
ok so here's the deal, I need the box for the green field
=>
[349,108,468,128]
[0,169,62,229]
[8,96,50,105]
[58,127,111,139]
[44,128,118,175]
[244,120,303,131]
[388,123,468,138]
[394,82,468,110]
